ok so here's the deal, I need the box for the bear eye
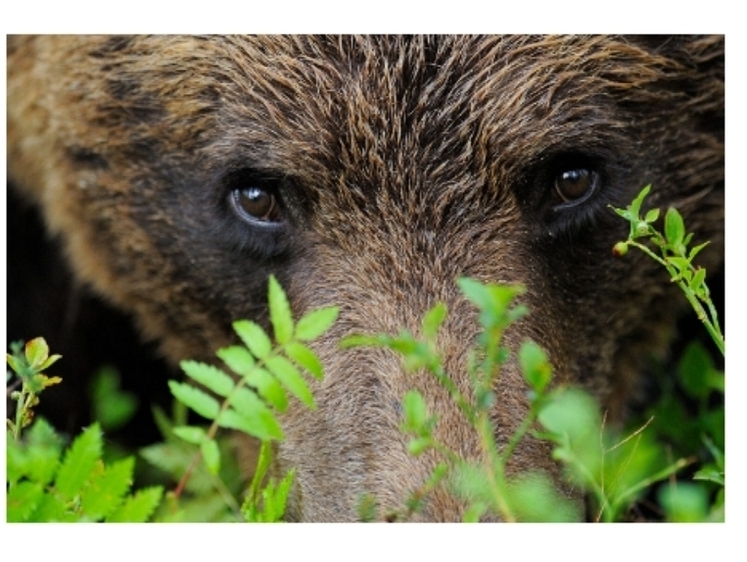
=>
[232,186,283,223]
[554,168,599,205]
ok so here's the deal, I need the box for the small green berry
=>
[613,242,629,257]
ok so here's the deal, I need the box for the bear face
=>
[7,35,724,521]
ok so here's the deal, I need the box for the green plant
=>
[6,338,163,522]
[611,184,723,354]
[89,365,139,433]
[137,404,246,522]
[345,278,694,522]
[7,277,338,523]
[6,338,62,441]
[241,443,296,522]
[161,274,338,521]
[8,187,722,523]
[611,185,724,522]
[341,186,724,522]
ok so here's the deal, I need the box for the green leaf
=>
[168,381,221,420]
[6,439,27,486]
[678,342,714,400]
[90,367,138,431]
[173,425,208,445]
[246,440,273,507]
[26,493,71,522]
[339,334,382,349]
[422,303,447,339]
[708,370,725,394]
[24,337,49,369]
[629,185,651,219]
[217,406,284,441]
[217,345,256,377]
[402,390,428,431]
[519,341,552,395]
[7,481,45,522]
[265,355,315,408]
[54,422,103,501]
[690,268,706,293]
[664,207,686,249]
[201,439,221,475]
[180,360,234,397]
[356,493,379,523]
[507,473,582,522]
[644,208,660,224]
[24,417,64,486]
[139,442,186,476]
[233,320,272,359]
[407,437,431,456]
[601,431,668,515]
[506,304,529,324]
[295,306,339,341]
[700,409,725,453]
[285,341,324,380]
[6,353,25,376]
[151,405,178,441]
[227,386,267,417]
[157,493,232,523]
[539,389,600,438]
[268,275,294,344]
[667,256,691,275]
[538,388,603,487]
[242,366,288,412]
[702,435,725,470]
[659,482,708,522]
[106,486,164,523]
[457,277,493,311]
[458,278,525,329]
[382,333,418,356]
[261,469,295,522]
[693,467,724,486]
[37,353,62,372]
[80,457,135,520]
[139,442,212,495]
[688,241,710,261]
[451,461,493,508]
[462,502,489,523]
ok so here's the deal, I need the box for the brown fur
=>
[7,35,724,521]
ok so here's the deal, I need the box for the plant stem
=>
[247,440,273,505]
[12,385,30,441]
[476,413,515,522]
[174,448,203,498]
[611,456,695,514]
[627,241,724,355]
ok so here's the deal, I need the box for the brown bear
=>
[6,35,724,521]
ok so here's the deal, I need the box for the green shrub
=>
[7,338,162,522]
[6,187,723,522]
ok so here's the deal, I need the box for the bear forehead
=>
[84,35,676,190]
[199,35,671,179]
